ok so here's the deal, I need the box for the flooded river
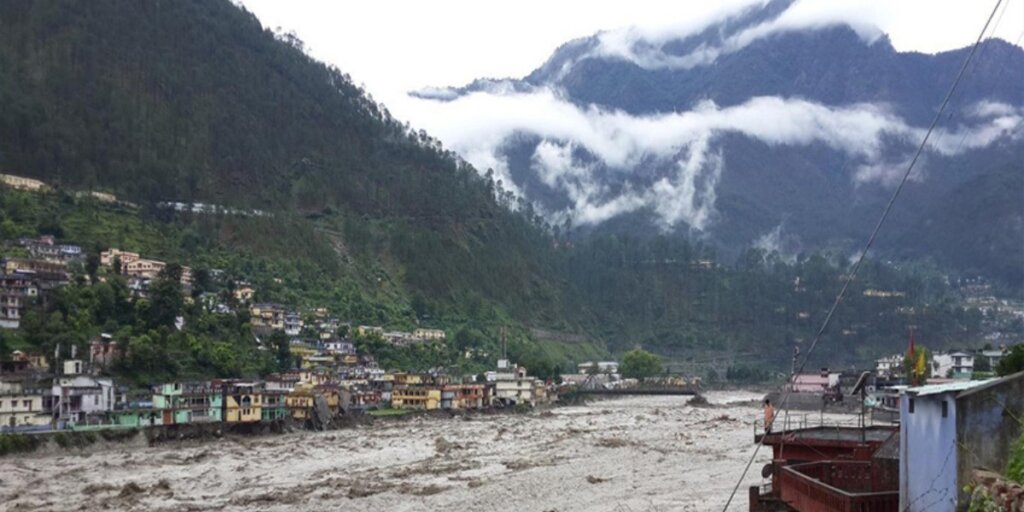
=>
[1,391,774,511]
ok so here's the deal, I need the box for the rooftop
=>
[904,378,995,397]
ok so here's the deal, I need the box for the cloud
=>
[399,85,1020,231]
[753,223,801,263]
[586,0,886,71]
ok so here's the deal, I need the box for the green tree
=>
[147,264,184,329]
[996,345,1024,377]
[269,330,292,372]
[620,349,662,381]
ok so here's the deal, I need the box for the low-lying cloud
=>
[399,86,1021,232]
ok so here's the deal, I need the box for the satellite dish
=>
[851,371,871,395]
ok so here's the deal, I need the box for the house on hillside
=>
[100,248,140,271]
[412,328,446,340]
[19,235,83,263]
[249,303,286,330]
[0,174,49,191]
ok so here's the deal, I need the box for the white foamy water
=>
[0,392,774,511]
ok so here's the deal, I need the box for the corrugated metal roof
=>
[904,379,994,397]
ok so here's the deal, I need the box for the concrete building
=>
[876,354,903,377]
[88,334,122,371]
[0,379,49,431]
[100,248,140,270]
[391,386,441,410]
[898,373,1024,511]
[0,173,49,191]
[789,370,839,393]
[412,328,446,340]
[0,272,39,329]
[930,351,974,380]
[250,303,286,331]
[284,311,302,336]
[492,366,539,406]
[233,282,255,303]
[577,361,619,374]
[19,236,83,263]
[52,360,115,428]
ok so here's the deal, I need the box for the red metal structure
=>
[749,424,899,512]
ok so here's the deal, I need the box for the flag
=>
[915,348,927,382]
[907,329,916,361]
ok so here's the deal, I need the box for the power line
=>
[719,1,1005,509]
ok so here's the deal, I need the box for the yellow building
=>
[234,283,256,303]
[0,381,48,429]
[100,248,140,270]
[223,383,262,423]
[250,303,285,330]
[391,387,441,410]
[286,386,316,421]
[356,325,384,337]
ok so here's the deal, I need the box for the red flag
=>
[907,328,915,361]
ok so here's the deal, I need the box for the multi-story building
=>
[441,384,485,410]
[3,257,66,276]
[250,303,286,330]
[0,272,39,329]
[0,378,49,431]
[0,173,49,191]
[876,354,904,378]
[413,328,446,341]
[51,359,115,428]
[124,258,166,280]
[931,351,975,380]
[100,248,140,270]
[492,364,541,406]
[220,381,263,423]
[19,236,83,263]
[391,386,441,410]
[152,381,222,424]
[284,311,302,336]
[88,334,122,371]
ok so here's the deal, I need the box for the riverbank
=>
[0,391,780,511]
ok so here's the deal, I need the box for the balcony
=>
[778,461,897,512]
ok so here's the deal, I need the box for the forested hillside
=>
[0,0,996,380]
[416,0,1024,288]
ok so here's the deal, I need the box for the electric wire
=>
[719,1,1005,509]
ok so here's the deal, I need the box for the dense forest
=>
[0,1,996,383]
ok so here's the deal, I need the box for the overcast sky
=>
[238,0,1023,111]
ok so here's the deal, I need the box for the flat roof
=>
[762,426,896,445]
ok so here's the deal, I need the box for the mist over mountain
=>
[411,0,1024,287]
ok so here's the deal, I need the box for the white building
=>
[875,354,903,377]
[577,361,620,374]
[930,351,974,380]
[492,366,543,406]
[51,360,115,428]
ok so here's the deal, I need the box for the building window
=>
[941,400,948,418]
[908,398,915,414]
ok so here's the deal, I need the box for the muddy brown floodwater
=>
[1,391,781,512]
